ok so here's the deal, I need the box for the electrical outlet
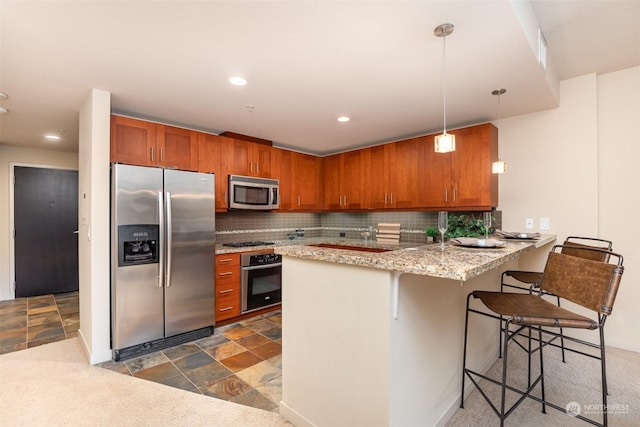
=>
[539,217,550,230]
[525,218,534,230]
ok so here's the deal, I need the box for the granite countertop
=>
[273,235,557,281]
[214,237,418,255]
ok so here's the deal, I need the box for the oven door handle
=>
[242,262,282,271]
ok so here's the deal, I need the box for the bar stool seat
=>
[477,291,598,330]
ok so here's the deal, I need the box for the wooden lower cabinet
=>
[214,253,241,321]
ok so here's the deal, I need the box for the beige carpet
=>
[0,337,291,427]
[1,336,638,426]
[447,341,640,426]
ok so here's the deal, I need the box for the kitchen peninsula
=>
[275,236,555,427]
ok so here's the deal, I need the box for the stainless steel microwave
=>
[228,175,280,210]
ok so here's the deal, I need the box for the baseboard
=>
[77,329,112,365]
[279,400,316,427]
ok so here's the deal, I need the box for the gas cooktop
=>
[222,241,275,248]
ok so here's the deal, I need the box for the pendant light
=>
[434,23,455,153]
[491,88,507,174]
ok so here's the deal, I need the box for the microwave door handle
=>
[157,192,164,288]
[165,192,172,287]
[271,187,277,206]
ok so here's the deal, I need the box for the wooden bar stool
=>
[461,244,624,426]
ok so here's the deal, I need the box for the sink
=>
[309,243,392,253]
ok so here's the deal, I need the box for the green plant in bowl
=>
[445,213,494,238]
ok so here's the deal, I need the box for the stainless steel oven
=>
[241,251,282,313]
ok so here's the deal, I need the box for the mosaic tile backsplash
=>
[216,210,502,245]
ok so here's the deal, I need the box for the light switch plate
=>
[525,218,534,229]
[539,217,550,230]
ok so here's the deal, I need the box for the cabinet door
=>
[423,134,453,208]
[450,124,497,209]
[227,138,252,176]
[364,145,390,209]
[273,148,293,210]
[391,137,425,209]
[253,144,274,178]
[227,139,273,177]
[110,116,156,166]
[323,154,342,210]
[157,125,198,170]
[342,150,365,210]
[198,133,228,211]
[291,152,321,210]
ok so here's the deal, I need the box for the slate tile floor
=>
[98,312,284,412]
[0,291,79,354]
[0,292,283,413]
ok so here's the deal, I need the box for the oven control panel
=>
[242,252,282,266]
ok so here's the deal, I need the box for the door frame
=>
[8,162,79,300]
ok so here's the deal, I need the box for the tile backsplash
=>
[216,210,502,244]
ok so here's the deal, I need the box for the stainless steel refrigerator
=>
[111,164,216,360]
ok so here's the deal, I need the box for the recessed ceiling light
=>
[337,116,350,123]
[45,134,61,141]
[0,92,8,100]
[0,107,8,115]
[229,76,247,86]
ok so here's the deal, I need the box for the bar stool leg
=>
[557,295,567,363]
[500,318,512,426]
[537,325,546,414]
[599,325,608,427]
[460,293,473,409]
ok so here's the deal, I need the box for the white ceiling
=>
[1,1,639,155]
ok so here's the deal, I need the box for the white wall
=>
[497,68,640,352]
[0,145,78,300]
[77,89,112,364]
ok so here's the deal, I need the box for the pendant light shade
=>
[492,159,507,174]
[491,88,507,174]
[435,133,455,153]
[434,23,455,154]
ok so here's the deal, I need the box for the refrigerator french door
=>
[111,164,216,360]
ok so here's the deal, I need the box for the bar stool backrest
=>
[562,236,613,263]
[540,245,624,316]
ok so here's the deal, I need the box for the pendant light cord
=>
[442,34,447,134]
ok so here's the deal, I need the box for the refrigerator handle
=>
[165,191,172,287]
[157,192,164,288]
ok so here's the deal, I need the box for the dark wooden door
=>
[14,167,79,297]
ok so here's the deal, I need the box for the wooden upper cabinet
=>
[226,139,274,178]
[363,139,424,210]
[323,154,342,210]
[197,133,229,211]
[110,116,197,171]
[323,151,365,210]
[110,115,156,166]
[364,145,391,209]
[291,152,322,211]
[156,124,198,171]
[390,137,425,209]
[423,123,498,209]
[272,148,293,210]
